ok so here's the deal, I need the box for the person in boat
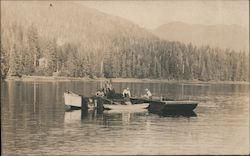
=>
[103,79,115,97]
[122,87,131,98]
[142,88,152,99]
[103,80,108,94]
[107,79,113,91]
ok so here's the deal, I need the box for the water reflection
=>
[1,81,249,155]
[64,109,149,125]
[65,108,197,126]
[64,110,81,124]
[160,111,197,118]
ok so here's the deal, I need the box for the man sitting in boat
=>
[122,88,131,98]
[106,80,113,91]
[142,88,152,99]
[103,80,116,97]
[103,81,108,95]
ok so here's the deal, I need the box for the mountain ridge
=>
[1,1,157,49]
[152,22,249,52]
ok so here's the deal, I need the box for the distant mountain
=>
[152,22,249,52]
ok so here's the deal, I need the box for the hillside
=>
[1,1,157,76]
[1,1,154,50]
[153,22,249,52]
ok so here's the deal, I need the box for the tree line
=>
[1,22,249,81]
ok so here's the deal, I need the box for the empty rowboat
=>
[148,100,198,114]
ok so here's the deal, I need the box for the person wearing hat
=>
[142,88,152,99]
[103,79,115,96]
[122,87,131,98]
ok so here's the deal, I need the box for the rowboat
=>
[103,103,149,111]
[64,91,82,108]
[148,100,198,114]
[64,91,97,110]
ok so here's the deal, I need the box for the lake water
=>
[1,80,249,155]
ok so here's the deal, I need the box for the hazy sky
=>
[79,0,249,29]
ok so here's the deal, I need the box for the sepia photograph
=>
[1,0,249,155]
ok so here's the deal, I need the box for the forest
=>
[1,22,249,81]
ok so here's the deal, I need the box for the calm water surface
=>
[1,81,249,155]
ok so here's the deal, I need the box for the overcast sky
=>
[79,0,249,29]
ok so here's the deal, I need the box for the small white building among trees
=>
[38,57,48,68]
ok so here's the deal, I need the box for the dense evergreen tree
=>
[1,22,249,82]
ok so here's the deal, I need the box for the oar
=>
[99,96,120,105]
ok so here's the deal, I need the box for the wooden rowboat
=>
[103,103,149,111]
[64,91,82,108]
[64,91,97,110]
[148,100,198,114]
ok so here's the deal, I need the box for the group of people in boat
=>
[95,80,152,99]
[96,80,114,97]
[122,87,152,99]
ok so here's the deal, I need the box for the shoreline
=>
[2,75,249,85]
